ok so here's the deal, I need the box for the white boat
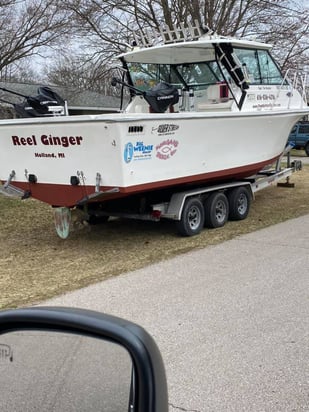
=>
[0,23,308,220]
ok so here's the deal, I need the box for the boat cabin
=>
[118,30,290,114]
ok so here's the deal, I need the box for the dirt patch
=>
[1,165,309,309]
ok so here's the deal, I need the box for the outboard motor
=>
[111,77,179,113]
[14,101,44,118]
[144,82,179,113]
[20,87,66,117]
[37,86,65,107]
[0,86,67,118]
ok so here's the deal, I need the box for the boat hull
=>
[0,110,306,207]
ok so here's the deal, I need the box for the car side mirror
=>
[0,307,168,412]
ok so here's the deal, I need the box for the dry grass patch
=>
[1,165,309,309]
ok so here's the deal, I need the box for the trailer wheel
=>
[204,192,229,228]
[228,186,251,221]
[176,197,205,236]
[305,142,309,157]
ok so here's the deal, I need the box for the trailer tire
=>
[204,192,229,228]
[227,186,251,221]
[305,142,309,157]
[176,197,204,237]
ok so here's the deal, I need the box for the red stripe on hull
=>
[5,156,279,207]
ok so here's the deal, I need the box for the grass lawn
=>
[1,165,308,309]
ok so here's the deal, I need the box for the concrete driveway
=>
[43,214,309,411]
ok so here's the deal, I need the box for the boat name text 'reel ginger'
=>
[11,134,83,148]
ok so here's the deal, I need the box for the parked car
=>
[288,121,309,156]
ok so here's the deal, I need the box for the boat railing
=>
[132,20,218,48]
[275,69,292,109]
[275,69,308,109]
[292,71,308,107]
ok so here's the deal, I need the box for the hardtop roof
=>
[119,37,272,65]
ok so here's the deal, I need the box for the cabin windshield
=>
[126,47,285,91]
[127,61,225,91]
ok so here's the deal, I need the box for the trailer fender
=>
[163,182,253,221]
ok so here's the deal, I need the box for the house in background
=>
[0,81,124,118]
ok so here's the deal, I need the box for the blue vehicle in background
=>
[288,121,309,156]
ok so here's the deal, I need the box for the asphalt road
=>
[35,213,309,412]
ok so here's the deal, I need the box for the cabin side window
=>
[256,50,284,84]
[127,63,162,91]
[233,48,284,85]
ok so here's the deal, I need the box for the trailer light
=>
[28,174,37,183]
[70,176,80,186]
[152,210,162,219]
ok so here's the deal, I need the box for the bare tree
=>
[0,0,73,80]
[58,0,309,70]
[1,0,308,87]
[44,0,135,93]
[45,55,119,95]
[31,0,307,94]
